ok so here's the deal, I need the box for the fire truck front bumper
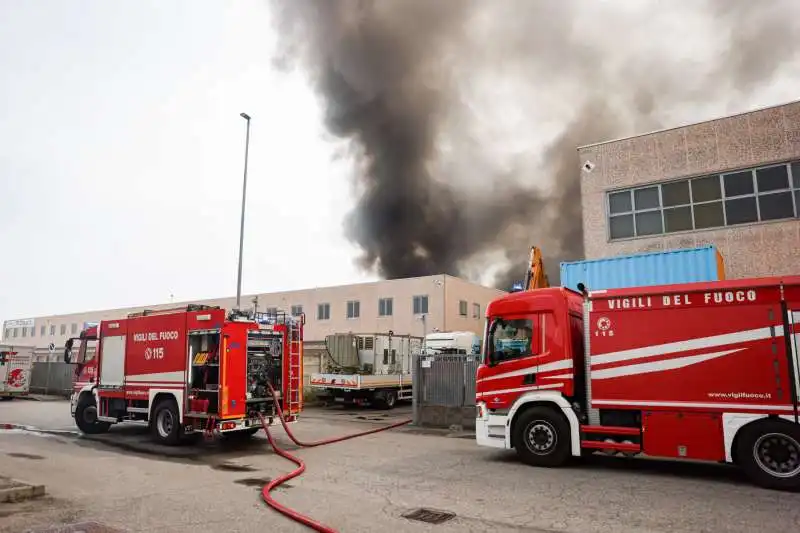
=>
[475,402,509,449]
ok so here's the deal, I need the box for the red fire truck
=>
[475,275,800,490]
[66,305,304,445]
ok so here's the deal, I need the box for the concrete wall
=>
[3,275,506,350]
[579,99,800,279]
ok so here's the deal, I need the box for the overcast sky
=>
[1,1,799,328]
[0,0,372,326]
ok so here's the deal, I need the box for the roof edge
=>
[576,97,800,151]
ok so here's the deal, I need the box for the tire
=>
[373,390,397,410]
[74,394,111,435]
[736,418,800,491]
[512,406,572,468]
[150,398,183,446]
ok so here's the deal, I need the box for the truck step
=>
[581,425,641,436]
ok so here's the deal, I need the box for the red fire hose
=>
[257,385,411,532]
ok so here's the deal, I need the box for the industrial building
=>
[579,99,800,278]
[2,274,506,359]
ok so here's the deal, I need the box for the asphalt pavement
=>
[1,399,799,533]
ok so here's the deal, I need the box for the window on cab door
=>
[487,317,536,364]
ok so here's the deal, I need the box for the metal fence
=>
[412,353,479,429]
[29,362,77,396]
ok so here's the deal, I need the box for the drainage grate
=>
[402,508,456,525]
[26,521,127,533]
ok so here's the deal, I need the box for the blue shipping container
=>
[559,246,725,293]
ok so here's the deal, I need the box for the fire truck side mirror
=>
[64,338,73,364]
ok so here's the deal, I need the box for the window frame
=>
[317,303,330,321]
[346,300,360,319]
[413,295,429,315]
[378,297,393,317]
[485,315,540,365]
[606,160,800,241]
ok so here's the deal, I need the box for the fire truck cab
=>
[475,276,800,490]
[67,305,304,445]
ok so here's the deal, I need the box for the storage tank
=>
[559,245,725,292]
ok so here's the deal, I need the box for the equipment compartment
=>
[189,331,221,415]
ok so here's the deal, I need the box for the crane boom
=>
[524,246,550,290]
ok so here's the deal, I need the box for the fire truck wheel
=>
[737,419,800,491]
[74,395,110,435]
[513,406,571,468]
[151,399,183,446]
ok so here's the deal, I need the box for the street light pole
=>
[236,112,251,310]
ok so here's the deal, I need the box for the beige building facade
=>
[2,275,506,359]
[578,99,800,278]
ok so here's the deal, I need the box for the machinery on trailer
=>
[0,344,33,400]
[422,331,481,356]
[475,275,800,490]
[66,305,304,445]
[310,332,422,409]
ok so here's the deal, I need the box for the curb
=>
[0,479,46,503]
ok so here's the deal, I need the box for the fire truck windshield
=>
[487,318,533,364]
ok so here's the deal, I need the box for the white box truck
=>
[0,344,34,400]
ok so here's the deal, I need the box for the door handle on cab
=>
[522,373,536,385]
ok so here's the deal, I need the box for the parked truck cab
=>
[475,278,800,491]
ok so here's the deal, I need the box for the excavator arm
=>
[523,246,550,290]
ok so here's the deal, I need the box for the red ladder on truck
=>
[285,315,304,416]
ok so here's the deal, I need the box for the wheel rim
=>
[82,405,97,425]
[524,420,557,455]
[753,432,800,478]
[387,394,396,407]
[157,409,174,438]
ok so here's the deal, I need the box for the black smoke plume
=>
[269,0,800,289]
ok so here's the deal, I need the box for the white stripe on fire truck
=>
[591,325,783,366]
[475,359,573,383]
[591,399,796,412]
[125,371,185,383]
[476,383,562,398]
[591,348,743,380]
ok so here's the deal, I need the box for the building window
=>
[71,323,77,334]
[378,297,393,317]
[346,300,360,319]
[459,300,468,317]
[60,324,66,335]
[607,160,800,240]
[13,329,18,338]
[266,307,278,316]
[21,327,27,338]
[473,303,481,319]
[50,325,56,336]
[40,325,46,337]
[317,303,330,320]
[291,305,303,317]
[30,327,35,337]
[413,295,429,315]
[3,329,9,339]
